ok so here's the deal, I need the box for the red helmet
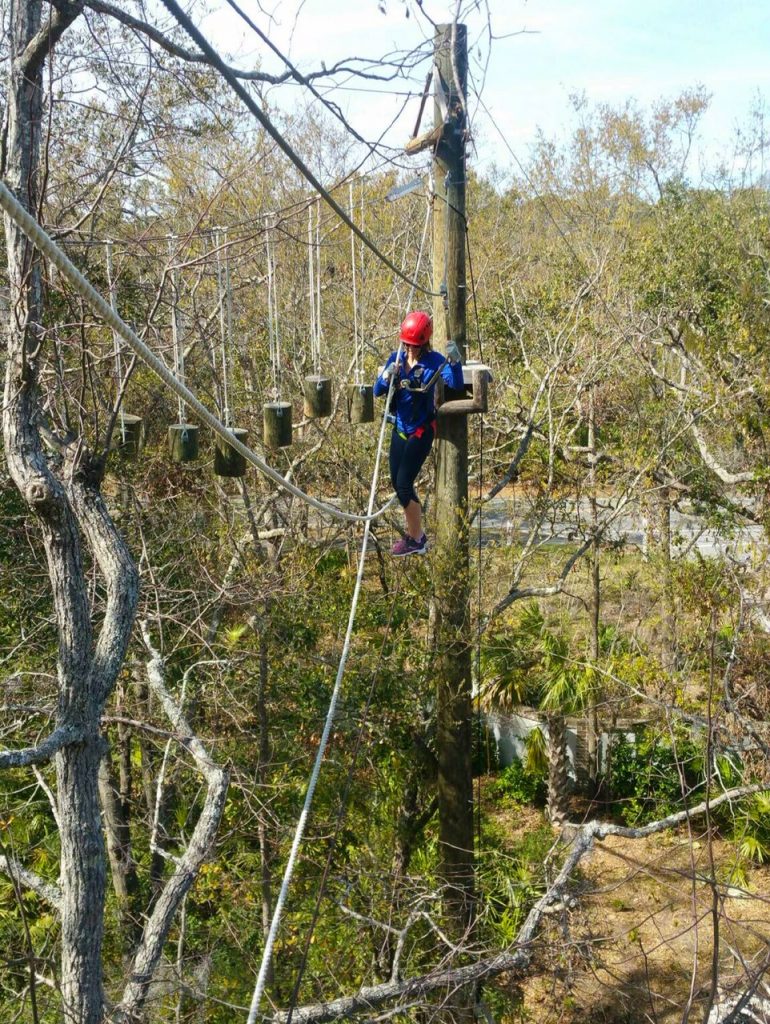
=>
[399,310,433,347]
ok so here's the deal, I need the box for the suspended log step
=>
[168,423,200,463]
[214,427,248,477]
[346,384,374,424]
[436,362,491,417]
[303,375,332,419]
[263,402,293,448]
[117,414,143,458]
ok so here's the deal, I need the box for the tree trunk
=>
[546,714,570,825]
[3,5,137,1020]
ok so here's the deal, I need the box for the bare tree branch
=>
[112,623,229,1024]
[19,1,84,79]
[690,421,754,485]
[0,855,62,908]
[0,724,82,769]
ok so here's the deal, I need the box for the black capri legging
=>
[389,424,435,508]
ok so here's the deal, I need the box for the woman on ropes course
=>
[374,310,463,557]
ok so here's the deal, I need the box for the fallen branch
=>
[273,784,768,1024]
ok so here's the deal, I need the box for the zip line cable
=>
[0,180,395,526]
[159,0,441,298]
[245,194,432,1024]
[223,0,408,155]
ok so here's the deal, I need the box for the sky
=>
[196,0,770,182]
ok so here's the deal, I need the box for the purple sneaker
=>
[391,533,428,557]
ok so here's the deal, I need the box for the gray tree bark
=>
[3,4,135,1019]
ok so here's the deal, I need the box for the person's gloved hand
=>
[382,362,398,381]
[445,339,462,364]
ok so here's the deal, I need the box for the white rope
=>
[214,228,232,426]
[265,221,278,400]
[315,204,323,376]
[104,240,126,435]
[406,179,433,312]
[0,179,395,526]
[168,237,185,423]
[349,182,359,384]
[245,198,434,1023]
[307,205,317,374]
[360,181,366,382]
[270,229,282,401]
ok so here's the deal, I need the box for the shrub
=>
[491,756,547,807]
[605,726,705,825]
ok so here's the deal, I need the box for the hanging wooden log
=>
[303,375,332,419]
[168,423,199,462]
[346,384,374,424]
[213,427,248,477]
[117,414,143,458]
[263,402,293,448]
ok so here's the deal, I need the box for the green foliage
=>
[733,792,770,864]
[491,756,547,807]
[477,817,554,944]
[605,726,706,825]
[483,602,595,715]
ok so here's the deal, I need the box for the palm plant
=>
[483,603,594,824]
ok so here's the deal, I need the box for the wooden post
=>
[431,21,475,1004]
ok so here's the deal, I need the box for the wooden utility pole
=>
[431,21,475,956]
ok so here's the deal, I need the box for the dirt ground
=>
[490,809,770,1023]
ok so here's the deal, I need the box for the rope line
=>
[168,237,185,423]
[307,205,317,376]
[315,205,323,376]
[215,228,232,425]
[0,179,395,527]
[159,0,441,298]
[265,220,278,400]
[350,183,360,383]
[104,240,126,435]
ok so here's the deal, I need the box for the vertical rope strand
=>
[169,237,185,423]
[214,229,231,426]
[104,240,125,434]
[223,228,235,425]
[315,200,322,376]
[271,224,282,401]
[308,205,317,374]
[265,220,277,399]
[349,182,359,383]
[360,180,366,381]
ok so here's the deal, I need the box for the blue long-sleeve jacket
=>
[374,349,464,435]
